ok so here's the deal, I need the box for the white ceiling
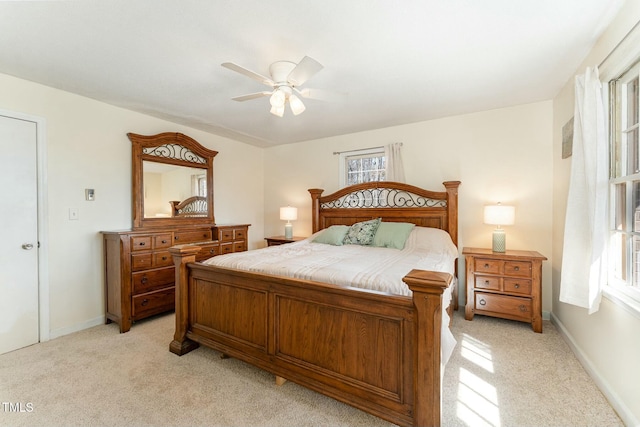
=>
[0,1,625,147]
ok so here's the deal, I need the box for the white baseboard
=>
[551,313,639,427]
[48,316,105,340]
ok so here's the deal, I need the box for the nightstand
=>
[265,235,306,246]
[463,247,547,333]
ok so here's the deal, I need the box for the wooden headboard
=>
[169,196,207,217]
[308,181,460,247]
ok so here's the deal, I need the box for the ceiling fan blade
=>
[231,91,273,102]
[287,56,324,87]
[297,87,346,102]
[222,62,275,87]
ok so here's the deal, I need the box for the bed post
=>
[442,181,460,247]
[169,245,201,356]
[403,269,452,427]
[308,188,324,233]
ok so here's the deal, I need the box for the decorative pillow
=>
[312,225,350,245]
[342,218,381,245]
[372,222,416,249]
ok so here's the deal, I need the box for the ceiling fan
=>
[222,56,330,117]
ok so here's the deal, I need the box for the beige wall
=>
[551,2,640,425]
[264,101,554,312]
[0,73,264,337]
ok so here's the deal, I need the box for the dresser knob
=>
[514,283,520,289]
[162,256,167,261]
[519,305,527,312]
[484,263,489,268]
[161,240,167,244]
[141,276,148,284]
[139,242,146,246]
[514,266,520,271]
[141,299,149,306]
[484,280,490,285]
[174,236,179,240]
[479,299,486,306]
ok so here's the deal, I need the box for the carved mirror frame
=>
[129,132,218,230]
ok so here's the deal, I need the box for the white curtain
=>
[559,67,608,314]
[385,143,405,182]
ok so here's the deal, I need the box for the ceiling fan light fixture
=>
[270,104,285,117]
[269,88,286,107]
[289,94,306,116]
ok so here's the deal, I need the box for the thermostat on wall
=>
[85,188,95,201]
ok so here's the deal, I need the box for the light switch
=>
[69,208,79,220]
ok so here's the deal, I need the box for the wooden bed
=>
[169,180,460,427]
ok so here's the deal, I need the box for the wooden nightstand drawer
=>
[474,258,501,274]
[474,276,500,291]
[504,278,532,295]
[234,228,247,240]
[154,251,173,268]
[504,261,531,278]
[475,292,531,321]
[196,243,220,261]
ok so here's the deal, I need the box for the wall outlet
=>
[69,208,79,220]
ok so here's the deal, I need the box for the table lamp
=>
[280,206,298,240]
[483,203,515,252]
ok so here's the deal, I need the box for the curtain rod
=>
[598,19,640,69]
[332,143,402,155]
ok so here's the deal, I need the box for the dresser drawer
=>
[173,229,212,244]
[475,276,500,291]
[131,253,153,271]
[130,236,152,251]
[234,228,247,240]
[153,233,173,249]
[132,287,175,320]
[154,251,173,268]
[219,228,234,242]
[196,243,220,261]
[132,267,175,294]
[475,292,531,321]
[233,241,247,252]
[220,242,234,254]
[504,261,531,278]
[504,278,532,295]
[474,258,501,274]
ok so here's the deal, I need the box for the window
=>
[340,148,386,187]
[609,61,640,305]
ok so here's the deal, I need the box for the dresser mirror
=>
[129,132,218,229]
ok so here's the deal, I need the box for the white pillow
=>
[404,226,458,258]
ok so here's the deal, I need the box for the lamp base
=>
[492,228,506,253]
[284,223,293,240]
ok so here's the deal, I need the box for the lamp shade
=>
[484,204,515,226]
[280,206,298,221]
[288,94,306,116]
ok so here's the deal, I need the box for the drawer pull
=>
[209,249,215,254]
[141,276,148,284]
[479,299,486,306]
[141,299,149,306]
[484,280,490,285]
[519,304,528,312]
[161,240,168,244]
[139,242,146,246]
[162,256,167,261]
[514,283,520,289]
[484,263,489,268]
[174,236,179,240]
[514,266,520,271]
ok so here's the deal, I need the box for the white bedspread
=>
[203,226,459,363]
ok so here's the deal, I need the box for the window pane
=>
[626,128,639,175]
[614,183,626,231]
[635,181,640,232]
[634,235,640,287]
[627,77,638,127]
[611,232,627,282]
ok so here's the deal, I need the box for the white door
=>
[0,114,39,354]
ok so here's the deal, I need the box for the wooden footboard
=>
[170,246,452,427]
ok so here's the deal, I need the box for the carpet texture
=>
[0,311,622,426]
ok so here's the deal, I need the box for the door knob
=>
[22,243,34,250]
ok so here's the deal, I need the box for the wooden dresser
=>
[102,224,249,333]
[463,247,546,333]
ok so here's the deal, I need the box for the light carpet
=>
[0,311,623,426]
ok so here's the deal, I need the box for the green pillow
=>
[313,225,349,245]
[372,222,415,249]
[343,218,381,245]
